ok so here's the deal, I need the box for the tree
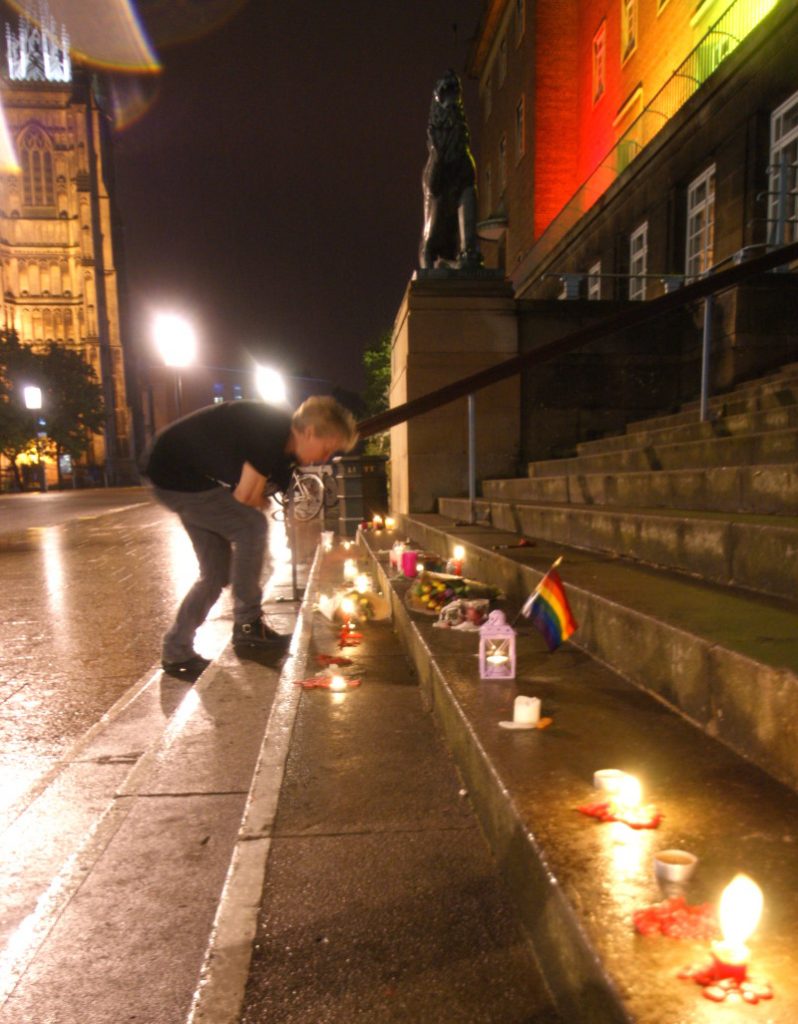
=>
[39,342,104,486]
[0,331,41,490]
[0,332,105,490]
[362,329,391,456]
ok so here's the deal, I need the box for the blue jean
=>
[153,485,268,661]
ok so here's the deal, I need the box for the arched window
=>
[20,128,55,207]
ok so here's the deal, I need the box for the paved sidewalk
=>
[236,544,559,1023]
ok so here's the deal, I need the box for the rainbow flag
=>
[521,564,578,651]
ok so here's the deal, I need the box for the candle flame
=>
[341,596,356,617]
[329,675,347,691]
[355,573,370,594]
[385,516,396,530]
[343,558,357,580]
[616,774,642,809]
[453,544,465,561]
[719,874,763,950]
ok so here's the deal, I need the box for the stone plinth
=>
[389,276,519,514]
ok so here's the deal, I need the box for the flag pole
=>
[511,555,564,627]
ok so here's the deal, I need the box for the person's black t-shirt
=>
[142,401,294,492]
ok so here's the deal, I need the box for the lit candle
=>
[514,696,541,725]
[710,874,763,982]
[329,675,347,692]
[400,550,419,578]
[321,530,334,552]
[613,773,642,814]
[372,514,383,531]
[340,595,356,621]
[343,558,358,581]
[355,573,370,594]
[385,516,396,530]
[486,652,509,665]
[416,561,424,575]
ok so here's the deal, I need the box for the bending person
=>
[142,395,358,673]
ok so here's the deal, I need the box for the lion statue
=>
[419,70,483,271]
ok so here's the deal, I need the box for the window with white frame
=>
[515,0,526,44]
[515,96,525,161]
[499,35,508,86]
[587,260,602,300]
[685,164,716,279]
[769,89,798,246]
[629,222,648,300]
[621,0,637,64]
[499,134,507,193]
[593,21,606,105]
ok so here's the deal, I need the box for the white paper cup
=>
[654,850,698,884]
[592,769,629,795]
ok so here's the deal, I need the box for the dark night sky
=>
[109,0,485,397]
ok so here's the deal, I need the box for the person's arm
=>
[233,461,268,507]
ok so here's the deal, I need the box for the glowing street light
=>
[254,364,287,405]
[153,313,197,418]
[23,385,46,491]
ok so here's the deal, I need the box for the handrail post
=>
[700,293,713,422]
[468,393,476,522]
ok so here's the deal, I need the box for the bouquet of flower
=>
[406,571,503,616]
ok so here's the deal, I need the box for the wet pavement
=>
[238,544,560,1024]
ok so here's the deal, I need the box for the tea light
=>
[385,516,396,530]
[372,514,383,531]
[343,558,358,581]
[416,561,425,575]
[329,675,347,692]
[593,769,630,796]
[654,850,698,885]
[711,874,763,981]
[499,695,541,730]
[354,573,371,594]
[340,595,356,620]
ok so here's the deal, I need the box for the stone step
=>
[527,427,798,478]
[480,463,798,515]
[624,370,798,435]
[389,514,798,794]
[576,403,798,458]
[437,497,798,601]
[361,525,798,1024]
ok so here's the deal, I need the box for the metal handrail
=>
[356,240,798,439]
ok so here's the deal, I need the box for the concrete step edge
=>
[440,496,798,601]
[398,514,798,793]
[577,404,798,458]
[527,427,798,478]
[362,527,798,1023]
[479,463,798,517]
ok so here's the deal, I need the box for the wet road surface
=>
[0,488,315,830]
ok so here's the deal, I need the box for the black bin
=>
[333,454,388,537]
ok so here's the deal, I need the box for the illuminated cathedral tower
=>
[0,1,137,484]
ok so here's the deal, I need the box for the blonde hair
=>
[292,395,358,451]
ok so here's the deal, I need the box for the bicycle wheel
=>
[291,473,325,521]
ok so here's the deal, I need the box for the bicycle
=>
[271,465,338,522]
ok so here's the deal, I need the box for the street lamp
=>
[23,385,47,492]
[254,364,287,406]
[153,312,197,418]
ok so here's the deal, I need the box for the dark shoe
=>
[233,618,290,648]
[161,653,211,675]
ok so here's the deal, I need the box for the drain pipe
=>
[700,293,713,422]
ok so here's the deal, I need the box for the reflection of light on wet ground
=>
[599,820,654,881]
[262,503,292,602]
[38,527,64,615]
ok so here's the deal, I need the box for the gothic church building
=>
[0,4,136,485]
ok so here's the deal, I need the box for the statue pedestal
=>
[389,275,519,514]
